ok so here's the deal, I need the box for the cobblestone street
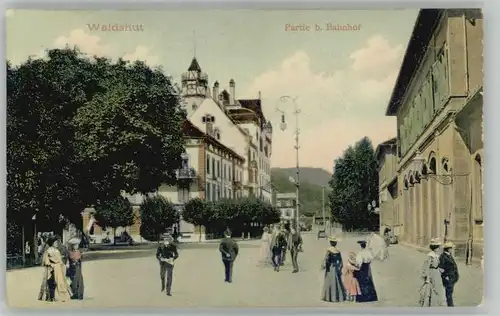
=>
[6,233,483,308]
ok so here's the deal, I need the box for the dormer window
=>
[214,128,221,140]
[192,103,198,110]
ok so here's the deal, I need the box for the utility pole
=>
[278,96,301,230]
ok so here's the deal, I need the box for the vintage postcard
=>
[5,9,483,308]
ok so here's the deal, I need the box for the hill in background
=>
[271,167,332,217]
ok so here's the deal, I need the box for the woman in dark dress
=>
[321,236,346,303]
[67,242,84,300]
[354,240,378,303]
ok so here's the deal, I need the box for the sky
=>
[5,9,419,172]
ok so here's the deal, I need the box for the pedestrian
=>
[354,239,378,303]
[156,233,179,296]
[37,233,44,265]
[281,223,291,265]
[343,252,361,302]
[288,225,303,273]
[368,232,388,261]
[321,236,346,303]
[271,227,287,272]
[38,236,72,302]
[439,241,459,307]
[67,239,85,300]
[219,229,239,283]
[257,227,272,266]
[419,238,446,307]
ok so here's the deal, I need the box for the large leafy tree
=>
[329,137,379,230]
[6,48,186,250]
[94,196,136,244]
[183,198,214,241]
[140,196,179,242]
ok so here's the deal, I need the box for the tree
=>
[93,196,136,244]
[182,198,214,242]
[328,137,379,230]
[140,196,179,242]
[7,48,186,253]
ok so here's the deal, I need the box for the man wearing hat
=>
[288,225,303,273]
[439,241,459,307]
[219,229,239,283]
[156,233,179,296]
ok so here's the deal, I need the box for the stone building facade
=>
[375,138,399,236]
[385,9,483,261]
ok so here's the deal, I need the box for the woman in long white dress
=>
[419,238,446,306]
[368,233,388,261]
[257,227,272,266]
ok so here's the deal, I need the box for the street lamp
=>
[277,95,301,230]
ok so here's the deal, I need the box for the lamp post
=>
[277,95,301,230]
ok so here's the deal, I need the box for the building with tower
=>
[154,56,274,241]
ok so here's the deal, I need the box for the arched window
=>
[429,157,437,174]
[441,157,449,173]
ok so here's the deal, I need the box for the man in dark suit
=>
[271,227,287,272]
[439,241,459,307]
[156,233,179,296]
[288,225,303,273]
[219,229,239,283]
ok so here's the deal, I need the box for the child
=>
[342,252,361,302]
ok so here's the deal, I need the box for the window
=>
[223,165,226,180]
[217,161,220,178]
[212,158,215,178]
[212,183,216,201]
[229,168,232,181]
[217,184,221,199]
[206,183,211,201]
[206,156,210,174]
[181,154,189,169]
[229,189,232,198]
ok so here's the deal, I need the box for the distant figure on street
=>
[156,233,179,296]
[321,236,346,303]
[342,252,361,302]
[439,241,459,307]
[419,238,446,307]
[67,240,84,300]
[288,226,303,273]
[37,233,44,264]
[368,232,388,261]
[271,227,287,272]
[219,229,239,283]
[258,227,272,266]
[354,239,378,303]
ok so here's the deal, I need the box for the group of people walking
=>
[38,235,84,302]
[258,223,303,273]
[321,236,379,304]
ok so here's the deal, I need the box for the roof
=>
[375,137,397,161]
[181,120,245,162]
[385,9,444,116]
[188,57,202,72]
[237,99,266,125]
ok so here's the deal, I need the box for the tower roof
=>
[188,57,202,72]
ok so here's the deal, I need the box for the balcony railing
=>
[176,167,197,179]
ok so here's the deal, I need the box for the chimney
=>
[213,81,219,101]
[229,79,235,105]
